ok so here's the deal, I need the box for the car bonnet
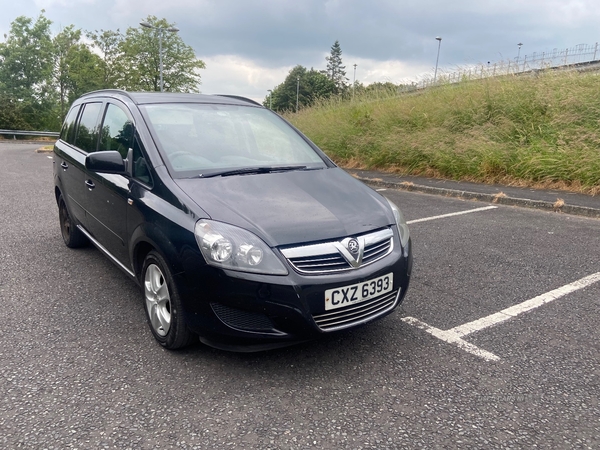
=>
[174,167,394,247]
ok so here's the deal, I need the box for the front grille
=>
[281,228,394,275]
[312,289,399,332]
[211,303,275,332]
[288,253,348,273]
[363,239,392,262]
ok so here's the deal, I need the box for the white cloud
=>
[200,55,294,102]
[34,0,95,7]
[3,0,600,101]
[543,0,600,26]
[348,56,433,85]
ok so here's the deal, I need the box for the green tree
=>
[53,25,104,118]
[86,29,125,89]
[0,11,55,129]
[119,16,205,92]
[53,25,80,116]
[0,12,206,130]
[65,45,104,102]
[304,69,337,103]
[270,65,307,112]
[265,66,336,112]
[0,95,30,130]
[324,40,348,94]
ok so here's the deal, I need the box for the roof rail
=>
[215,95,262,106]
[79,89,134,100]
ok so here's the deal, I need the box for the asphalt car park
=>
[1,142,599,449]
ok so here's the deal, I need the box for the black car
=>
[53,90,413,351]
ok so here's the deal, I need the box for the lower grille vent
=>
[211,303,274,332]
[312,290,399,332]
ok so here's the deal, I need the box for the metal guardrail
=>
[0,129,59,139]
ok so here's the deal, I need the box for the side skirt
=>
[77,225,136,280]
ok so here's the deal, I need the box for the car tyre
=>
[58,194,88,248]
[142,250,197,349]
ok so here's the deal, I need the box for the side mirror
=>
[85,151,126,174]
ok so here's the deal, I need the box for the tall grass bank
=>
[289,71,600,195]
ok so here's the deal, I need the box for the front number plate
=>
[324,273,393,311]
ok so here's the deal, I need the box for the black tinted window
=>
[60,105,81,144]
[132,137,151,185]
[99,103,134,159]
[74,102,102,153]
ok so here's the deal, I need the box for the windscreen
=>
[142,103,327,177]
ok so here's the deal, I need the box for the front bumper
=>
[177,236,412,351]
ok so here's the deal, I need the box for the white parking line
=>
[403,271,600,361]
[403,317,501,361]
[407,206,497,224]
[450,272,600,337]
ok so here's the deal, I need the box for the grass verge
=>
[287,70,600,195]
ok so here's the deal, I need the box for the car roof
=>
[77,89,262,107]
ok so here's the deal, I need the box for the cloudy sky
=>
[2,0,599,102]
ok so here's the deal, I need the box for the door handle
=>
[61,161,68,170]
[85,180,95,190]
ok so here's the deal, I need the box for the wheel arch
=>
[133,240,155,281]
[54,186,62,205]
[130,222,188,284]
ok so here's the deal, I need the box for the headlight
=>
[194,220,288,275]
[386,198,410,250]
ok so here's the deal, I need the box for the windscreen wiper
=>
[197,165,308,178]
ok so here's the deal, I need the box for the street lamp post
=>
[140,21,180,92]
[433,36,442,85]
[267,89,272,109]
[517,43,523,71]
[296,76,300,113]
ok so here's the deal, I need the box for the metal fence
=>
[0,129,59,139]
[406,42,600,91]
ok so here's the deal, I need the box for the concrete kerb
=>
[354,175,600,219]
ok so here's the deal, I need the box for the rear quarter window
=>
[60,106,81,145]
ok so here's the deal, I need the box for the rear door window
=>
[74,102,102,153]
